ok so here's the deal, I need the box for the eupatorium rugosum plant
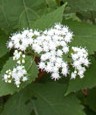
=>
[3,23,90,87]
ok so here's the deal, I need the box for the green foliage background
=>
[0,0,96,115]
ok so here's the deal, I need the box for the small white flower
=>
[32,44,42,53]
[15,80,21,87]
[49,56,56,63]
[61,64,68,76]
[13,50,21,60]
[22,76,28,82]
[60,41,67,47]
[56,50,63,57]
[55,57,63,64]
[17,60,21,64]
[7,41,13,49]
[54,23,62,30]
[38,62,46,69]
[53,67,59,73]
[71,54,79,60]
[3,74,9,80]
[71,72,76,79]
[64,32,73,43]
[55,62,62,68]
[34,30,40,36]
[83,58,90,67]
[51,72,61,80]
[8,80,12,83]
[46,64,53,73]
[62,46,69,54]
[62,26,69,33]
[43,45,49,52]
[73,61,81,68]
[41,54,49,61]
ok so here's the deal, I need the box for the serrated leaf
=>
[32,4,66,30]
[0,0,49,30]
[1,82,85,115]
[0,56,38,96]
[63,20,96,54]
[65,56,96,95]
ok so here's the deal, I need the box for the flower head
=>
[71,47,90,79]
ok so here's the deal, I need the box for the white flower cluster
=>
[71,47,90,79]
[3,50,28,87]
[4,23,90,87]
[32,23,73,80]
[13,50,25,64]
[4,65,28,87]
[7,29,40,51]
[5,29,41,87]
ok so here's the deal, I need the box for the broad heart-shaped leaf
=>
[1,82,85,115]
[64,0,96,11]
[0,56,38,97]
[63,20,96,54]
[0,0,50,30]
[65,56,96,95]
[32,4,66,30]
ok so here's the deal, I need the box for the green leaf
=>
[0,0,49,30]
[65,56,96,95]
[0,57,17,96]
[86,88,96,112]
[1,82,85,115]
[0,56,38,96]
[0,30,9,58]
[45,0,57,8]
[0,53,10,71]
[25,56,39,83]
[64,0,96,11]
[63,20,96,54]
[1,90,33,115]
[32,4,66,30]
